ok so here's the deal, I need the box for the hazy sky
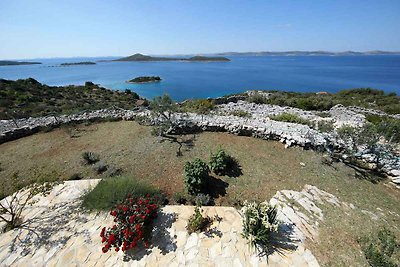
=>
[1,0,399,59]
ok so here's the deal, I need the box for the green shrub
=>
[186,205,211,234]
[81,176,163,211]
[230,110,251,118]
[270,113,310,125]
[82,151,100,165]
[183,159,209,195]
[359,228,399,267]
[209,149,232,175]
[242,201,280,255]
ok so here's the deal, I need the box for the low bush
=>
[365,114,400,143]
[230,110,251,118]
[82,151,100,165]
[93,161,108,174]
[68,173,83,180]
[209,149,233,175]
[193,193,212,206]
[183,159,209,195]
[247,93,268,104]
[172,191,187,205]
[242,201,280,255]
[315,120,334,133]
[186,205,211,234]
[81,176,163,211]
[358,228,399,267]
[270,113,310,125]
[105,165,123,177]
[100,195,159,253]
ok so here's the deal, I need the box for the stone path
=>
[0,180,320,266]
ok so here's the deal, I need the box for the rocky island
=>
[0,60,41,66]
[60,62,96,66]
[127,76,161,83]
[114,53,230,62]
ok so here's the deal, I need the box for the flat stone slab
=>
[0,180,319,266]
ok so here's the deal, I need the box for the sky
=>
[0,0,399,59]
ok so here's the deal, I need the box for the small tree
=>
[0,173,57,232]
[150,94,194,156]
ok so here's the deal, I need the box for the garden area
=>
[0,120,399,266]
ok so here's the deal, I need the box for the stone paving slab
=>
[0,180,319,266]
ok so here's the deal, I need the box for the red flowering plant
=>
[100,194,159,253]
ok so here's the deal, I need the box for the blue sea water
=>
[0,55,399,101]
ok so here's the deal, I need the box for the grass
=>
[0,120,399,266]
[81,176,161,211]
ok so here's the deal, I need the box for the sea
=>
[1,55,399,101]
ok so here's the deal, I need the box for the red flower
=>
[102,246,108,253]
[123,206,129,212]
[145,241,149,248]
[108,234,116,244]
[100,227,106,237]
[115,247,120,252]
[129,215,136,223]
[141,215,146,220]
[110,210,117,216]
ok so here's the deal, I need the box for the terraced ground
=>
[0,120,399,266]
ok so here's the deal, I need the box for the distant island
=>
[127,76,162,83]
[114,53,230,62]
[60,62,96,66]
[0,60,41,66]
[215,50,400,56]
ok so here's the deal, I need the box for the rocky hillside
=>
[0,78,141,119]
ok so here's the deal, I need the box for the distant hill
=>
[60,62,96,66]
[215,51,400,56]
[127,76,161,83]
[114,53,230,62]
[0,60,41,66]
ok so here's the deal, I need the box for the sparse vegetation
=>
[270,113,310,125]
